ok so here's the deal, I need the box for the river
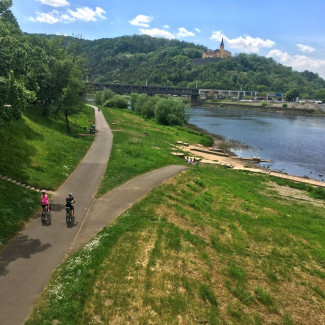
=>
[188,106,325,182]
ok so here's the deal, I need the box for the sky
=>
[11,0,325,78]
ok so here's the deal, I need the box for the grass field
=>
[0,105,94,250]
[26,110,325,324]
[96,107,213,196]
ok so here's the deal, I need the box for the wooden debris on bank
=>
[190,147,229,157]
[172,152,185,158]
[176,141,189,146]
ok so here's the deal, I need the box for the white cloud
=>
[28,6,106,24]
[297,43,315,53]
[211,31,275,53]
[267,49,325,78]
[38,0,70,7]
[28,10,59,24]
[195,28,201,33]
[163,24,170,29]
[140,28,174,39]
[177,27,195,38]
[129,15,153,27]
[67,7,106,22]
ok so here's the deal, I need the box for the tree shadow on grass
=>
[0,234,51,276]
[0,114,43,185]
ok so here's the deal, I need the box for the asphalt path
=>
[0,105,188,325]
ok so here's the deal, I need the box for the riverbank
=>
[179,142,325,188]
[194,100,324,115]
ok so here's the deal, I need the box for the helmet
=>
[68,192,73,197]
[42,190,46,194]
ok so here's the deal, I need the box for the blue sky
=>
[11,0,325,78]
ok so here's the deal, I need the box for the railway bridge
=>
[88,82,199,103]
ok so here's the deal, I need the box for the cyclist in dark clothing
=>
[65,192,76,217]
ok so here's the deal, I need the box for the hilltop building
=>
[202,38,232,59]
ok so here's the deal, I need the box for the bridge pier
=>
[191,95,199,105]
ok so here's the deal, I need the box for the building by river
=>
[202,38,232,59]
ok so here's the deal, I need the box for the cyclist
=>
[41,190,50,213]
[65,192,76,217]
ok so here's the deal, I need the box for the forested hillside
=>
[74,35,325,98]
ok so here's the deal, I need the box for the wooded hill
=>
[76,35,325,98]
[25,34,325,99]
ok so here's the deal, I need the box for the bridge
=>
[87,82,200,103]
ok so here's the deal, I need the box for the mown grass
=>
[0,179,40,249]
[27,165,325,324]
[0,105,94,250]
[0,105,94,190]
[97,107,213,196]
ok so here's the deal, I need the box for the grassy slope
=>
[0,105,94,190]
[27,109,325,325]
[97,107,213,196]
[0,105,94,250]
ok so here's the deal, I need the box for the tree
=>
[155,97,187,126]
[286,88,300,102]
[314,89,325,102]
[0,72,35,126]
[59,73,85,133]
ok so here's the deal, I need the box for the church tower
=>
[220,37,224,50]
[220,37,225,57]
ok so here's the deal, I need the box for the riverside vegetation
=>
[0,105,94,250]
[27,107,325,325]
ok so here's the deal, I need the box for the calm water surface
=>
[189,106,325,181]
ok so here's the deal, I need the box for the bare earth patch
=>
[268,181,324,207]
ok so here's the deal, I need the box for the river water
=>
[188,106,325,182]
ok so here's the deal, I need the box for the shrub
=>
[261,101,268,107]
[103,95,128,109]
[101,88,115,104]
[282,103,287,108]
[94,91,103,105]
[155,97,187,126]
[111,95,128,109]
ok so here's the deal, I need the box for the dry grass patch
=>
[267,181,324,207]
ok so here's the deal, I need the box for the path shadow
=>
[50,203,64,212]
[0,234,51,276]
[67,221,79,229]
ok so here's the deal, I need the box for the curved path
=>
[0,105,187,325]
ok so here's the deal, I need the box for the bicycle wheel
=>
[66,210,71,223]
[47,211,51,223]
[41,211,46,223]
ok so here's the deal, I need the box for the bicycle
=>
[65,206,75,224]
[41,204,51,224]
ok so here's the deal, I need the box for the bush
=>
[111,95,128,109]
[261,101,268,107]
[282,103,287,108]
[103,95,128,109]
[94,91,103,105]
[101,88,116,104]
[155,97,187,126]
[130,93,148,114]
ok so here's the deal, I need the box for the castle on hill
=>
[202,38,232,59]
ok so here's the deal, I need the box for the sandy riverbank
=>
[179,143,325,188]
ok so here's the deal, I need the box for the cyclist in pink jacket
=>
[41,190,50,213]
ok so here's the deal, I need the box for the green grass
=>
[0,179,40,249]
[96,107,213,196]
[27,165,325,324]
[0,105,94,190]
[0,104,94,250]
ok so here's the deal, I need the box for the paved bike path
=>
[0,106,188,325]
